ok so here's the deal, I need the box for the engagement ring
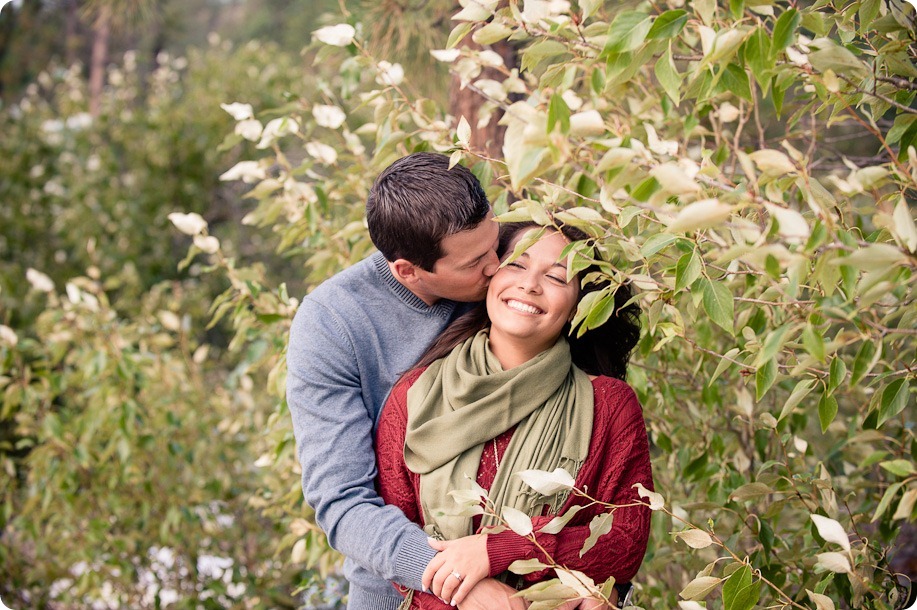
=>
[451,571,463,581]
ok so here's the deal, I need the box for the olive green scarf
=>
[404,329,594,541]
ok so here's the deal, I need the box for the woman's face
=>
[486,229,579,356]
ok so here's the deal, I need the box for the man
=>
[286,152,505,610]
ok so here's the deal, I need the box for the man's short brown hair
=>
[366,153,490,271]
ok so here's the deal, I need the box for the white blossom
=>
[193,235,220,254]
[220,102,254,121]
[313,23,356,47]
[561,90,583,111]
[305,141,338,165]
[158,589,179,606]
[26,268,54,292]
[569,110,605,136]
[65,113,92,130]
[786,46,809,67]
[0,325,17,347]
[521,0,571,23]
[717,102,741,123]
[168,212,208,235]
[478,50,505,68]
[430,49,461,63]
[645,123,679,156]
[313,104,347,129]
[197,555,233,580]
[234,119,262,141]
[219,161,266,183]
[257,117,299,149]
[376,61,405,86]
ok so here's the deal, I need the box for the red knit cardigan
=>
[375,368,654,610]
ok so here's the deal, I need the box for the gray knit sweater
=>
[287,252,469,610]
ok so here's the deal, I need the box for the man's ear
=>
[390,259,421,285]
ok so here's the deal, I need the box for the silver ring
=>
[451,570,463,581]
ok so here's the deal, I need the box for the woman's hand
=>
[423,534,490,606]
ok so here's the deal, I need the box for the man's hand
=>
[424,535,490,605]
[457,578,528,610]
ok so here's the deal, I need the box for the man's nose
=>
[482,250,500,277]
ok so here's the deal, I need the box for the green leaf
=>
[858,0,882,32]
[580,512,614,557]
[701,278,735,333]
[756,358,777,401]
[877,378,909,427]
[758,324,791,366]
[744,27,773,86]
[539,505,585,534]
[581,291,617,334]
[547,93,571,134]
[721,64,752,102]
[872,482,904,522]
[880,459,916,478]
[772,8,800,53]
[641,233,679,258]
[850,341,878,385]
[808,43,869,78]
[675,250,702,291]
[780,378,817,421]
[828,357,847,394]
[472,21,513,46]
[521,40,569,72]
[508,558,551,575]
[605,11,653,54]
[818,391,839,433]
[655,46,682,105]
[447,22,474,49]
[580,0,602,20]
[729,0,745,20]
[680,576,724,601]
[802,324,827,363]
[710,348,741,384]
[647,10,688,40]
[722,565,760,610]
[730,482,774,501]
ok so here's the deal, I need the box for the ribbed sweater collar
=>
[371,252,457,320]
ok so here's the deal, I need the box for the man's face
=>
[411,212,500,304]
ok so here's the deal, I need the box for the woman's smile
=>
[503,298,544,315]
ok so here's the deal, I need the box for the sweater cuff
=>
[486,529,545,576]
[393,526,438,591]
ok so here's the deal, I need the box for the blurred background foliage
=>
[0,0,915,609]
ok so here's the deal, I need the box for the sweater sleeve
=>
[286,298,436,591]
[485,380,653,585]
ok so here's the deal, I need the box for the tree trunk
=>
[65,0,80,67]
[89,3,111,117]
[449,36,517,159]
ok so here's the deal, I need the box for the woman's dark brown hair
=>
[413,222,641,380]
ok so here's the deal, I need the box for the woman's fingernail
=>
[450,601,456,607]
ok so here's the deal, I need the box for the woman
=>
[375,222,653,609]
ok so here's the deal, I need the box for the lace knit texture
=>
[376,369,654,610]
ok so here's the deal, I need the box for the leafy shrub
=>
[212,2,916,609]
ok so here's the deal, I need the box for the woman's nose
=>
[518,272,541,293]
